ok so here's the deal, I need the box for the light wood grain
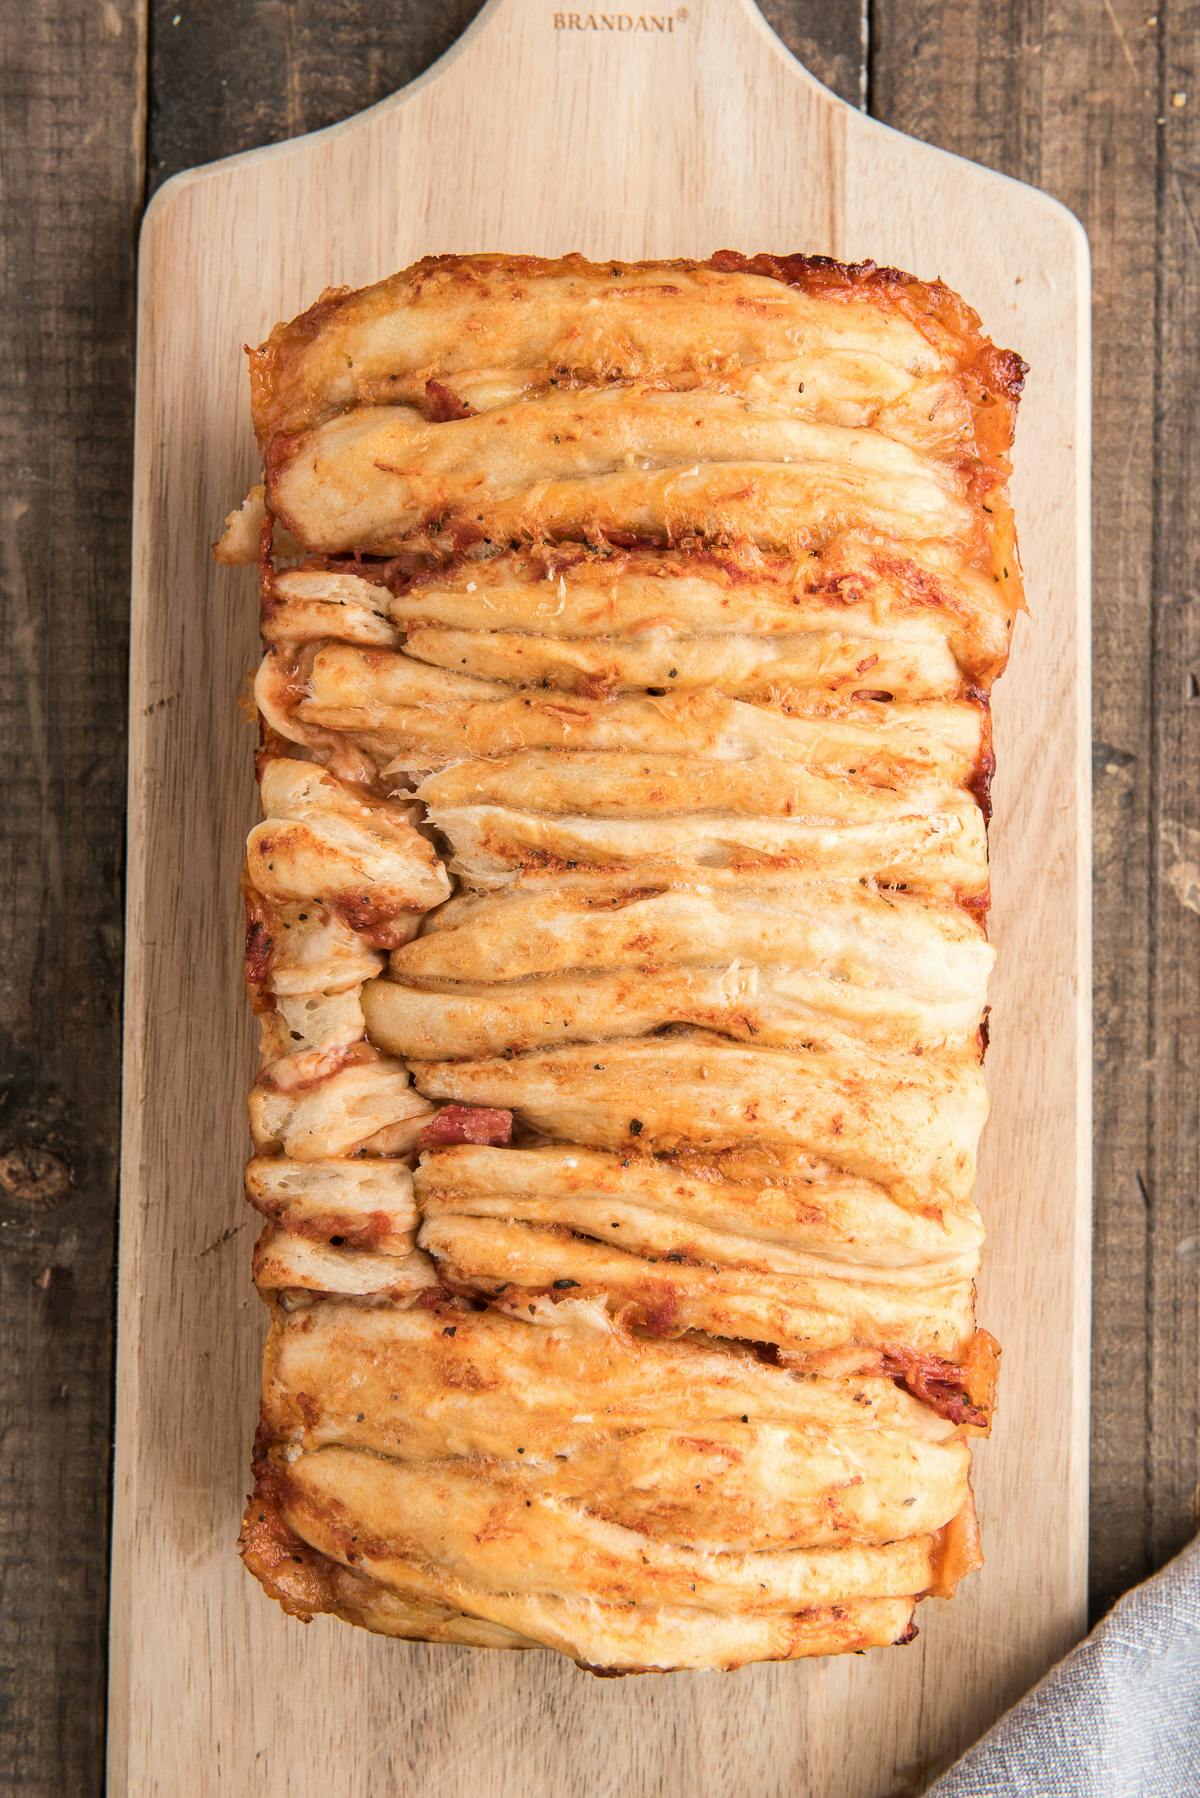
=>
[111,1,1091,1791]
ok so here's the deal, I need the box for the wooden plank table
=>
[1,2,1196,1791]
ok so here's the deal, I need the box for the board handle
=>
[415,0,834,120]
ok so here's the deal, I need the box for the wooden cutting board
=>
[111,2,1091,1791]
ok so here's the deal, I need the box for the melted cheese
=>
[235,251,1022,1671]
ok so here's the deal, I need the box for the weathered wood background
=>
[0,2,1195,1791]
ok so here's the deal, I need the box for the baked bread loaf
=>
[223,253,1022,1672]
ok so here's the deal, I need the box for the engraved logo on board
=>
[553,9,689,31]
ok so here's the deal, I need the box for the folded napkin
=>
[930,1537,1200,1797]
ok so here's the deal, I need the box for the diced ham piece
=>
[880,1345,990,1429]
[418,1104,513,1149]
[424,378,474,422]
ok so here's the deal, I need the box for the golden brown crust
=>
[251,251,1023,618]
[231,251,1019,1671]
[242,1302,956,1668]
[252,250,1024,446]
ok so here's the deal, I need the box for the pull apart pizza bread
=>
[219,252,1024,1673]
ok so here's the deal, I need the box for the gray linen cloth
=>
[930,1536,1200,1797]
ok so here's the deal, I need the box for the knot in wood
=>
[0,1142,72,1206]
